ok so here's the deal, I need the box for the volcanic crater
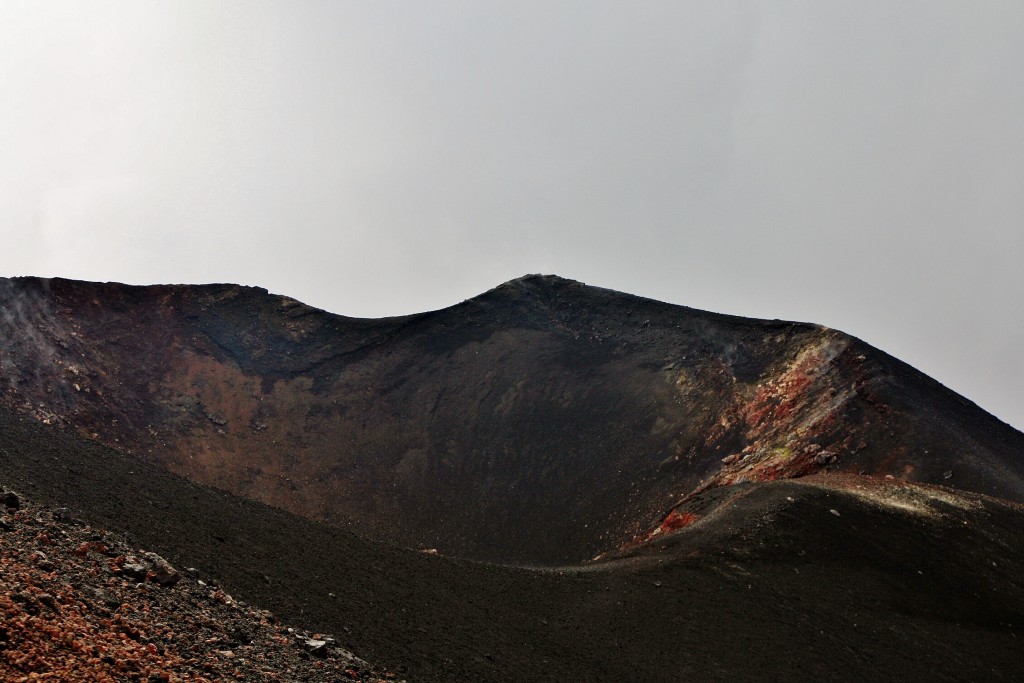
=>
[1,274,1023,682]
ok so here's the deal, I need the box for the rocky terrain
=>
[1,274,1023,681]
[0,487,394,682]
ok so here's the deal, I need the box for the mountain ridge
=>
[1,274,1022,565]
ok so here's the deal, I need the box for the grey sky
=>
[1,1,1022,429]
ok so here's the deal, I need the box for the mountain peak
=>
[482,273,584,296]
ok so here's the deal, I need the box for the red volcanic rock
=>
[656,510,700,534]
[0,494,395,683]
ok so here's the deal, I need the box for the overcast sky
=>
[1,1,1021,429]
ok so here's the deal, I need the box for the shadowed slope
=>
[1,275,1022,564]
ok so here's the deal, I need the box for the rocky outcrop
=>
[0,493,391,682]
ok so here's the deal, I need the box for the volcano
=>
[1,274,1022,682]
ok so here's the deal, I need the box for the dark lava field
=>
[1,274,1023,682]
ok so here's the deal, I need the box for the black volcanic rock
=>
[0,274,1022,566]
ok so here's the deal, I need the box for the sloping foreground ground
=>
[0,493,395,682]
[3,412,1023,682]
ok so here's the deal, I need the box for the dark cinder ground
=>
[3,412,1023,683]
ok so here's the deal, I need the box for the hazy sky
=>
[1,1,1022,429]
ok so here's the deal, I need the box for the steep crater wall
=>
[1,275,1022,565]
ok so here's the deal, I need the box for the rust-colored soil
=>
[0,494,395,682]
